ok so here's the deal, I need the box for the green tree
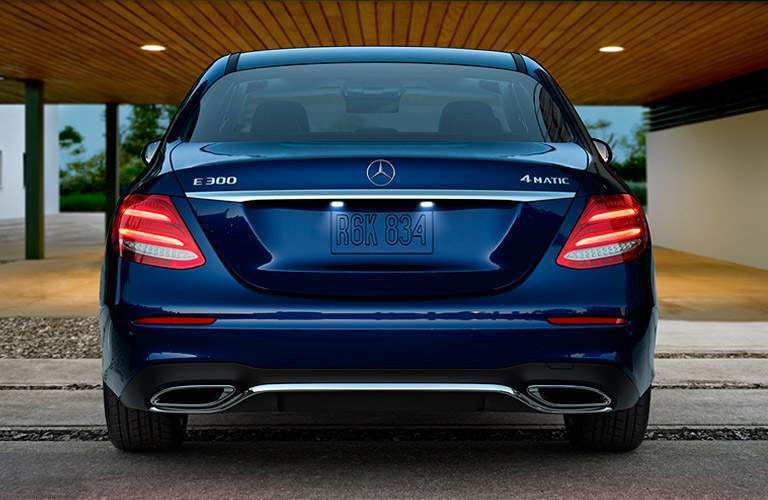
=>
[120,104,177,186]
[584,119,618,151]
[583,118,647,183]
[60,152,105,196]
[615,125,647,182]
[59,106,178,212]
[59,125,85,157]
[59,125,94,197]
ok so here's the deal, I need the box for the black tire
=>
[564,388,651,452]
[103,386,187,451]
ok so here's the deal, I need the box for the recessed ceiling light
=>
[599,46,624,53]
[141,44,166,52]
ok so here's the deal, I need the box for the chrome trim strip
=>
[149,382,612,415]
[185,189,576,203]
[150,384,236,410]
[526,385,612,410]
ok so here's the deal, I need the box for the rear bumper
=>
[103,306,657,414]
[117,362,641,414]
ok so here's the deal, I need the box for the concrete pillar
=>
[105,103,120,234]
[24,80,44,259]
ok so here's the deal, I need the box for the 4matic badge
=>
[519,174,570,185]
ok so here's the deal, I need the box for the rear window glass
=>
[187,63,575,144]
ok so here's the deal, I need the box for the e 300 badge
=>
[192,176,238,186]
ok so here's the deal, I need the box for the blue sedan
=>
[101,47,656,452]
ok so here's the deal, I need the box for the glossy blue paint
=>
[102,48,656,413]
[171,141,590,172]
[235,47,521,72]
[188,196,575,296]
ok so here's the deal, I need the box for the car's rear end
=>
[101,48,656,452]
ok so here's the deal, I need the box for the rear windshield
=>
[187,63,575,144]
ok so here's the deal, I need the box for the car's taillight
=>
[557,194,648,269]
[134,316,216,325]
[547,316,627,325]
[112,194,205,269]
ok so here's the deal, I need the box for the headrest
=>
[438,101,502,136]
[251,100,309,138]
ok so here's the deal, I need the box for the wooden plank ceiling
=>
[0,1,767,105]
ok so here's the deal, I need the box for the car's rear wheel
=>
[564,388,650,452]
[103,386,187,451]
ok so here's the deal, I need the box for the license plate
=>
[331,211,434,254]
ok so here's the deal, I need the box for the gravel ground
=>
[0,317,100,359]
[2,427,768,442]
[0,384,102,390]
[656,352,768,359]
[2,316,767,360]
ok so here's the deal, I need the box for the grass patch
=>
[60,192,105,212]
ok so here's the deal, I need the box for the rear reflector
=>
[547,317,627,325]
[112,194,205,269]
[134,316,217,326]
[557,194,648,269]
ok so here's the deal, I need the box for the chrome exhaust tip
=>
[526,385,612,411]
[150,384,237,411]
[149,383,613,415]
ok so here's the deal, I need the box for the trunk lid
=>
[172,142,588,297]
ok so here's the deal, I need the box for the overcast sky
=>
[57,104,645,163]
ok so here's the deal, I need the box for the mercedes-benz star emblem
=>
[366,159,396,187]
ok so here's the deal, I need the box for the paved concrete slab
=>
[2,389,767,428]
[0,213,104,262]
[3,358,768,387]
[654,359,768,386]
[2,441,767,499]
[656,321,768,354]
[0,214,103,317]
[0,359,101,385]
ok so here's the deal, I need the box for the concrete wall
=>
[0,105,59,220]
[647,109,768,269]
